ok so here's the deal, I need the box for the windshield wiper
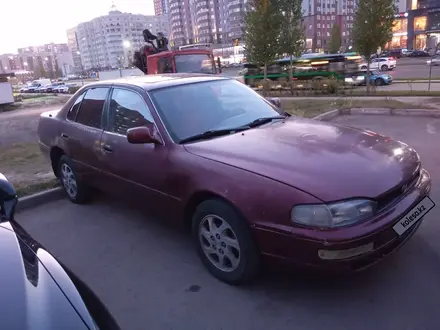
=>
[179,127,249,144]
[242,115,286,128]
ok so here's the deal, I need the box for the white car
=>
[359,57,396,71]
[427,56,440,66]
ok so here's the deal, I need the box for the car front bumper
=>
[252,168,432,272]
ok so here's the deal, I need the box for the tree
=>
[54,59,62,78]
[352,0,395,91]
[277,0,305,83]
[244,0,282,80]
[328,24,342,54]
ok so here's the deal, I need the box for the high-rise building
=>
[302,0,358,52]
[154,0,168,15]
[66,27,83,74]
[75,8,157,70]
[169,0,195,46]
[169,0,247,47]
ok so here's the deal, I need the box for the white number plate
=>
[393,196,435,236]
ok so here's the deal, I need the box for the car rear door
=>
[60,86,110,188]
[98,86,174,211]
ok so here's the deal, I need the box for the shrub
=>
[68,86,81,94]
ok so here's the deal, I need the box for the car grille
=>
[375,169,420,211]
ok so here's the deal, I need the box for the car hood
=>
[0,224,91,330]
[184,117,420,201]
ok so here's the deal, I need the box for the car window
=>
[149,79,281,142]
[75,87,109,129]
[67,91,86,121]
[158,57,173,73]
[108,88,154,135]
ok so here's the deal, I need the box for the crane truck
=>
[133,29,219,75]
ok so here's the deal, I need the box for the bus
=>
[243,53,364,87]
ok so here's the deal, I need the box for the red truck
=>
[133,29,218,75]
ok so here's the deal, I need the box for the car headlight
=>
[291,199,377,228]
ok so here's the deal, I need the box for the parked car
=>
[0,173,121,330]
[37,74,434,284]
[427,56,440,66]
[20,83,41,93]
[365,70,393,86]
[55,83,76,93]
[408,50,430,57]
[359,57,396,71]
[381,49,402,58]
[37,84,53,93]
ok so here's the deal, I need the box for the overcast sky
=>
[0,0,154,54]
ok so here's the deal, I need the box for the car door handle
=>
[102,144,113,153]
[61,133,69,139]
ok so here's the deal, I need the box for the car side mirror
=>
[268,97,281,108]
[127,126,162,145]
[0,173,18,222]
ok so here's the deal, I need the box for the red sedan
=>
[38,74,434,284]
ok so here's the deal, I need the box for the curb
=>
[313,108,440,121]
[16,187,65,213]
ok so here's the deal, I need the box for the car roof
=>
[85,74,229,91]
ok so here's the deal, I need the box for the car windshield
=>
[371,71,381,75]
[174,54,216,74]
[149,79,281,142]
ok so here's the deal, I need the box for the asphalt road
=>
[16,115,440,330]
[380,82,440,91]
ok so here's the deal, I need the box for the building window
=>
[414,16,427,32]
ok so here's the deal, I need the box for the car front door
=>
[370,59,379,70]
[99,86,173,212]
[60,86,110,188]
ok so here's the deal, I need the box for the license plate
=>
[393,196,435,236]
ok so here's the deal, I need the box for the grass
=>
[15,179,60,198]
[280,98,435,118]
[0,142,55,197]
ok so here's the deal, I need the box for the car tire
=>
[361,66,367,70]
[58,155,91,204]
[381,65,388,71]
[375,78,385,86]
[192,199,260,285]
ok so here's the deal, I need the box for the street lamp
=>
[76,51,85,85]
[123,40,131,48]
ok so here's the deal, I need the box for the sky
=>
[0,0,154,54]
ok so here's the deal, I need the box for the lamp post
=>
[123,40,132,68]
[428,42,440,92]
[76,51,84,85]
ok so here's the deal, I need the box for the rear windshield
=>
[174,54,216,74]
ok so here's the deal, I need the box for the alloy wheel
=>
[198,214,241,272]
[60,163,78,199]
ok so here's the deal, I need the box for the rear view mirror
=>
[0,173,18,222]
[127,126,162,145]
[268,97,281,108]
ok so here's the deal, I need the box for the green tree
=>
[328,24,342,54]
[277,0,305,83]
[352,0,395,91]
[244,0,282,80]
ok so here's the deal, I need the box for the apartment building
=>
[66,27,84,74]
[75,9,157,70]
[154,0,168,15]
[1,42,75,77]
[168,0,247,47]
